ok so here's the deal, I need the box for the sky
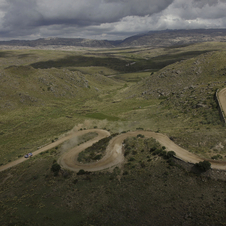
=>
[0,0,226,41]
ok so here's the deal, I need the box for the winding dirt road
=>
[59,130,226,171]
[1,128,226,172]
[1,88,226,172]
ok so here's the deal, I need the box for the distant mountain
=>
[117,29,226,47]
[1,29,226,48]
[0,37,114,48]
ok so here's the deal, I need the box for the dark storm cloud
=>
[0,0,226,40]
[2,0,173,27]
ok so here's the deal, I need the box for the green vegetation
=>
[51,162,61,176]
[123,136,176,165]
[78,134,118,163]
[1,42,226,225]
[1,134,225,226]
[85,113,119,121]
[211,154,223,160]
[195,160,211,172]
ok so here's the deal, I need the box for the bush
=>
[129,157,135,161]
[140,161,145,168]
[160,150,167,157]
[77,169,87,175]
[150,146,157,152]
[152,149,162,155]
[123,171,129,175]
[93,154,102,160]
[211,154,223,160]
[136,127,144,130]
[195,160,211,172]
[165,151,176,159]
[124,150,130,156]
[51,163,61,176]
[137,134,145,138]
[167,158,175,166]
[73,179,78,184]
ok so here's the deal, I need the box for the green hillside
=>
[1,44,226,225]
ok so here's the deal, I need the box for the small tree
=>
[51,163,61,176]
[166,151,176,159]
[77,169,86,175]
[195,160,211,172]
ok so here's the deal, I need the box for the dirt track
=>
[59,130,226,171]
[1,128,226,172]
[2,89,226,172]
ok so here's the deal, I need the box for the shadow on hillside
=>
[0,51,12,58]
[30,55,128,72]
[30,50,210,73]
[17,53,36,59]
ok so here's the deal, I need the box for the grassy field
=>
[1,43,226,225]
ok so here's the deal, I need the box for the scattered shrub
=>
[77,169,86,175]
[150,146,157,152]
[136,127,144,130]
[73,179,78,184]
[152,149,162,155]
[78,135,115,163]
[50,150,56,155]
[160,150,167,157]
[137,134,145,138]
[167,158,175,166]
[51,163,61,176]
[129,157,135,161]
[123,171,129,175]
[93,154,102,160]
[195,160,211,172]
[211,154,223,160]
[140,161,145,168]
[165,151,176,159]
[124,150,130,156]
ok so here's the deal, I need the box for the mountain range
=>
[1,29,226,48]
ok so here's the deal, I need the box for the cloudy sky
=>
[0,0,226,41]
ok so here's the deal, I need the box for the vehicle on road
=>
[24,153,33,158]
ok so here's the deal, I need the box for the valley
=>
[1,41,226,225]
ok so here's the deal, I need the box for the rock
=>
[196,103,208,108]
[189,85,196,89]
